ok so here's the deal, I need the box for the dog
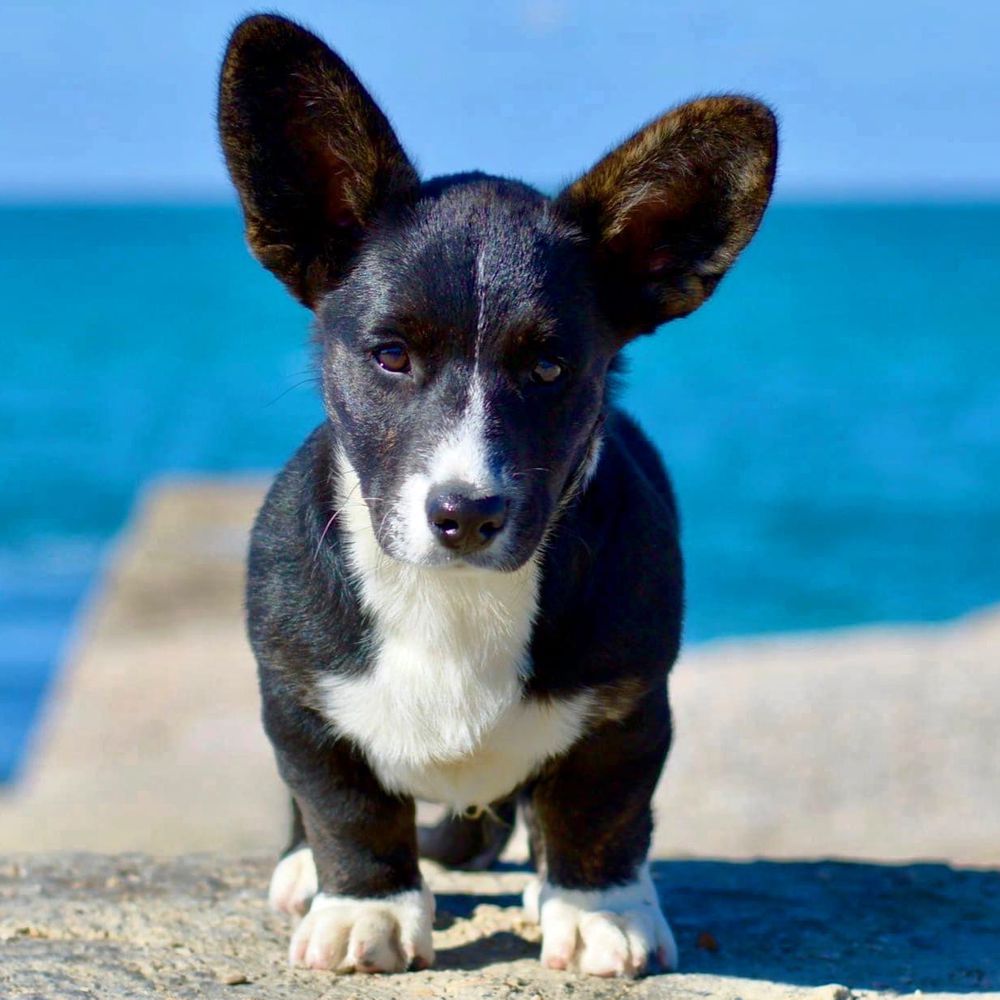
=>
[218,13,776,978]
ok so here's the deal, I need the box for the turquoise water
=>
[2,203,999,780]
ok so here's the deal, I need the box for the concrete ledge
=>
[3,476,999,864]
[2,478,999,997]
[0,478,286,853]
[1,853,996,998]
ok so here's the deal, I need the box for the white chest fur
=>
[316,459,593,811]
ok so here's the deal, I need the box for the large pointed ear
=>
[554,96,777,340]
[218,15,419,308]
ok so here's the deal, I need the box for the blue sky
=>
[2,0,998,200]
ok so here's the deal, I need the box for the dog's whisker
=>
[313,480,362,562]
[263,376,321,408]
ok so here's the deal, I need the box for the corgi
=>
[219,13,776,978]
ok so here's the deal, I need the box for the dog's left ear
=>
[554,96,777,341]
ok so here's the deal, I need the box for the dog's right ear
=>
[218,15,419,308]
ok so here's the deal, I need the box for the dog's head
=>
[219,15,777,571]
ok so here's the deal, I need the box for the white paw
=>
[288,884,435,973]
[268,846,318,916]
[524,865,677,977]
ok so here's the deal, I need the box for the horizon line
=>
[3,184,1000,208]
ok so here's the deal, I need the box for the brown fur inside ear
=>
[218,15,419,307]
[555,96,777,338]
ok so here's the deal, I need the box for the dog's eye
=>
[373,344,411,374]
[531,357,564,385]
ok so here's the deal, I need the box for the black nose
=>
[426,493,508,554]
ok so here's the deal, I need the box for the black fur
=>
[220,11,776,972]
[417,797,517,871]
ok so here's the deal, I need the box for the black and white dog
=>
[219,14,776,978]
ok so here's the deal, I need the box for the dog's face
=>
[219,16,777,571]
[316,179,610,569]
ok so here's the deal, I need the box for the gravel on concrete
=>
[2,479,999,998]
[1,853,997,999]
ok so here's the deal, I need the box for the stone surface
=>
[2,476,999,866]
[1,853,997,999]
[0,478,286,854]
[2,477,1000,996]
[657,604,1000,863]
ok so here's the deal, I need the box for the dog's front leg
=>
[265,699,434,973]
[523,706,677,978]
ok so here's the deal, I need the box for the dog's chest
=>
[317,523,591,810]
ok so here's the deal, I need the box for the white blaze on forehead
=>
[395,376,503,564]
[391,227,524,563]
[472,209,549,346]
[427,377,493,491]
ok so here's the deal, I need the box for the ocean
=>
[2,202,999,781]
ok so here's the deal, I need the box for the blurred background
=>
[1,0,998,796]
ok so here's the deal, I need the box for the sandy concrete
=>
[658,606,1000,863]
[0,478,284,854]
[1,852,997,998]
[1,477,998,998]
[2,475,998,866]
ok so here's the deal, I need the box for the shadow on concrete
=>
[654,859,999,992]
[436,930,539,970]
[435,860,998,991]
